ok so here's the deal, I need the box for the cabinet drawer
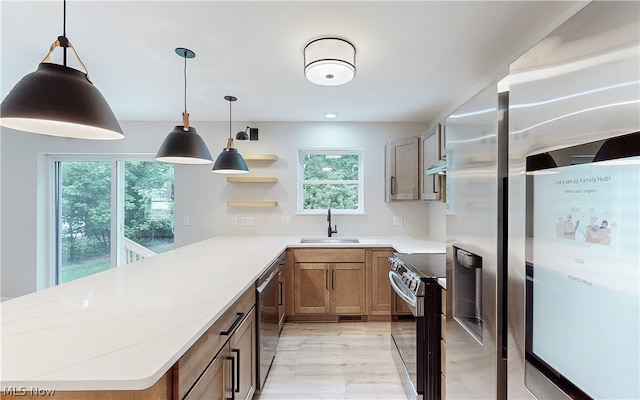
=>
[441,313,446,340]
[441,288,446,315]
[175,288,255,399]
[294,248,365,263]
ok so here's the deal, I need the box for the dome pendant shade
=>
[156,126,213,164]
[156,47,213,165]
[1,63,124,139]
[212,146,249,174]
[304,37,356,86]
[212,95,249,174]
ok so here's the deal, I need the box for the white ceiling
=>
[1,1,584,124]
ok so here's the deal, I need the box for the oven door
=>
[389,270,424,400]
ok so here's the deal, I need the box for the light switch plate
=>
[241,217,255,226]
[393,216,403,226]
[281,216,291,225]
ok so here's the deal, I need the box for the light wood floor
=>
[253,322,408,400]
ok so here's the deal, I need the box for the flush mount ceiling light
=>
[156,48,213,164]
[0,0,123,139]
[212,96,249,174]
[304,37,356,86]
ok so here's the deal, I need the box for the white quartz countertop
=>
[0,235,444,391]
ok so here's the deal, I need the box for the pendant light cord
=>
[183,55,188,115]
[62,0,67,66]
[228,99,232,139]
[62,0,66,38]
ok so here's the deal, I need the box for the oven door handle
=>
[389,270,418,310]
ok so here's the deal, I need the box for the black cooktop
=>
[394,252,446,279]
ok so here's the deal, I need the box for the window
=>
[297,149,364,214]
[52,156,174,284]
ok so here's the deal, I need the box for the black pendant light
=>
[156,48,213,165]
[0,0,123,140]
[212,96,249,174]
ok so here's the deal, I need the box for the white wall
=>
[1,120,445,298]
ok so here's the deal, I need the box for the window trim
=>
[296,148,364,215]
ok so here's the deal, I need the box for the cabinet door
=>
[294,263,330,314]
[331,263,366,314]
[386,137,420,201]
[184,343,229,400]
[230,308,256,400]
[369,250,394,315]
[421,125,442,201]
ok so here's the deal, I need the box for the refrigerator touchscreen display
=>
[525,133,639,399]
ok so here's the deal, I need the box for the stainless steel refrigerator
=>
[443,2,639,399]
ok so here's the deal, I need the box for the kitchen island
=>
[0,236,443,396]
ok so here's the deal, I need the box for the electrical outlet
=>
[393,216,403,226]
[183,216,190,226]
[281,216,291,225]
[241,217,255,226]
[231,217,238,225]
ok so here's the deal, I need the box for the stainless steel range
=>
[388,252,445,400]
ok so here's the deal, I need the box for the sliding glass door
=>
[57,161,112,283]
[54,157,174,284]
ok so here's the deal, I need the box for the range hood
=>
[425,158,447,175]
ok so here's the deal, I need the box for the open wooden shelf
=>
[226,201,278,207]
[226,177,277,183]
[243,154,277,161]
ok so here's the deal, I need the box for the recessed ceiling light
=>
[325,112,338,119]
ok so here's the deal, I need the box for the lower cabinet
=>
[184,309,255,400]
[289,247,401,320]
[183,342,228,400]
[175,288,256,400]
[368,249,394,316]
[291,248,366,318]
[230,307,256,400]
[293,262,366,315]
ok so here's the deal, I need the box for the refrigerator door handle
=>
[500,176,508,360]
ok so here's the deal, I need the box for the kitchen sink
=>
[300,238,360,244]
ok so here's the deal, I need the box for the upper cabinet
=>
[385,125,445,203]
[385,137,420,201]
[420,124,444,201]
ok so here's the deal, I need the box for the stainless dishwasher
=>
[255,251,286,390]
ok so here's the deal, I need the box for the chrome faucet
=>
[327,208,338,237]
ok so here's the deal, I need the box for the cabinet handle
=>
[390,176,395,195]
[278,281,283,306]
[279,257,287,266]
[232,348,241,393]
[226,355,235,400]
[432,174,437,194]
[326,270,328,290]
[221,312,244,336]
